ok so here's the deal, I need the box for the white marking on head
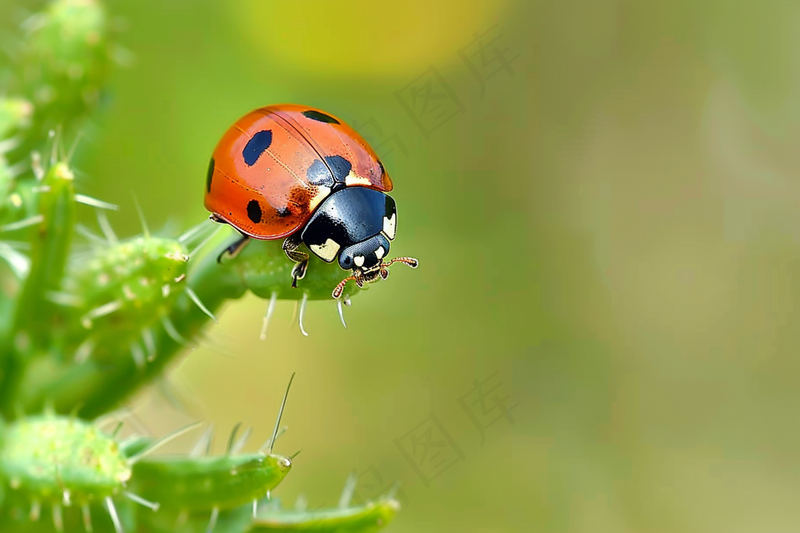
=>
[383,213,396,240]
[354,255,365,267]
[309,238,340,262]
[375,245,385,260]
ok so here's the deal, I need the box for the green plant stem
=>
[0,163,75,418]
[13,224,364,419]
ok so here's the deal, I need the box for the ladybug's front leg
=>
[217,233,251,264]
[282,234,309,288]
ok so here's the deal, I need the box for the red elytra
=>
[203,104,393,240]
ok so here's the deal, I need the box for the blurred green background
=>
[5,0,800,531]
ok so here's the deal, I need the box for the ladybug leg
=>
[217,234,250,264]
[290,262,309,288]
[282,234,309,288]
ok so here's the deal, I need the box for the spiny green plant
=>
[0,1,401,531]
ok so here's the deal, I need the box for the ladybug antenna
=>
[331,258,419,299]
[383,256,419,269]
[332,274,357,300]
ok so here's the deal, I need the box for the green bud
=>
[16,0,110,138]
[61,235,189,362]
[0,415,129,506]
[130,453,292,512]
[7,235,189,416]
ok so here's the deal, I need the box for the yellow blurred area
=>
[230,0,515,77]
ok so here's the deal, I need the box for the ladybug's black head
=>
[338,233,391,273]
[300,187,417,298]
[301,187,396,270]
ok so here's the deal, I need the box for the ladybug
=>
[204,104,418,298]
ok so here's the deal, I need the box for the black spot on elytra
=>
[206,157,215,192]
[306,155,352,189]
[242,130,273,166]
[302,110,340,124]
[306,160,331,187]
[247,200,262,224]
[276,207,291,218]
[326,155,352,182]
